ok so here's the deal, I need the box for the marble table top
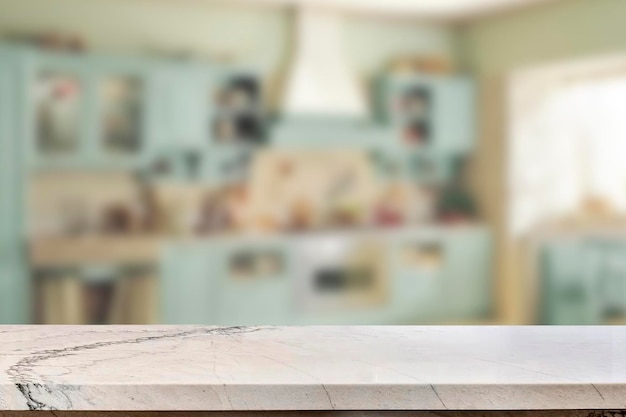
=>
[1,326,625,411]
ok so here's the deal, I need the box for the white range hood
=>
[281,6,367,119]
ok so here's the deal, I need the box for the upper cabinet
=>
[148,64,266,152]
[29,53,88,167]
[24,51,153,170]
[376,74,475,155]
[148,63,210,154]
[146,63,266,183]
[5,47,268,180]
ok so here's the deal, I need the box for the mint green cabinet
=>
[213,239,292,325]
[21,50,155,170]
[160,228,492,325]
[148,63,211,156]
[160,238,293,325]
[160,242,217,324]
[389,231,445,321]
[432,78,474,154]
[377,75,475,155]
[440,227,491,318]
[541,242,597,324]
[0,48,29,323]
[539,240,626,325]
[389,227,491,322]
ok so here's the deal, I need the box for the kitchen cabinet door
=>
[213,239,292,325]
[149,64,211,155]
[0,48,29,323]
[159,243,217,324]
[90,57,153,168]
[432,77,475,155]
[440,227,492,320]
[389,233,445,321]
[541,241,601,325]
[379,75,475,155]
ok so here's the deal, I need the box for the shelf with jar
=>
[374,72,475,155]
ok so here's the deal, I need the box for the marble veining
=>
[1,326,626,411]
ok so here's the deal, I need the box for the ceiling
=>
[236,0,556,20]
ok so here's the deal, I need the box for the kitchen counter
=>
[1,326,625,411]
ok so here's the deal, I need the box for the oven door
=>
[294,233,389,313]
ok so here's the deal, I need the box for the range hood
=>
[281,6,366,118]
[272,7,389,145]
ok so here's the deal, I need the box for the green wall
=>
[0,0,460,77]
[461,0,626,74]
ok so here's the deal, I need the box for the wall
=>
[460,0,626,323]
[0,0,460,77]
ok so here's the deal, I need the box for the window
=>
[508,55,626,236]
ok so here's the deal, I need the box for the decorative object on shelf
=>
[403,119,430,146]
[213,74,265,144]
[5,31,87,52]
[287,198,316,231]
[376,72,474,155]
[388,55,454,75]
[436,156,477,223]
[248,149,378,232]
[326,200,364,229]
[409,185,438,224]
[394,85,432,147]
[135,179,165,234]
[225,183,251,231]
[35,72,82,155]
[396,85,431,118]
[373,184,407,227]
[57,197,90,236]
[100,203,137,234]
[100,76,143,155]
[194,189,232,235]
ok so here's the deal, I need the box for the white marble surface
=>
[1,326,626,411]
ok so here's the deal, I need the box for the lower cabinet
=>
[160,243,217,324]
[213,239,293,325]
[390,227,491,323]
[389,232,446,322]
[159,227,492,325]
[541,239,626,325]
[440,228,492,319]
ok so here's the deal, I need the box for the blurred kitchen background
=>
[1,0,625,325]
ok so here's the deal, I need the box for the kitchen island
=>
[1,326,625,416]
